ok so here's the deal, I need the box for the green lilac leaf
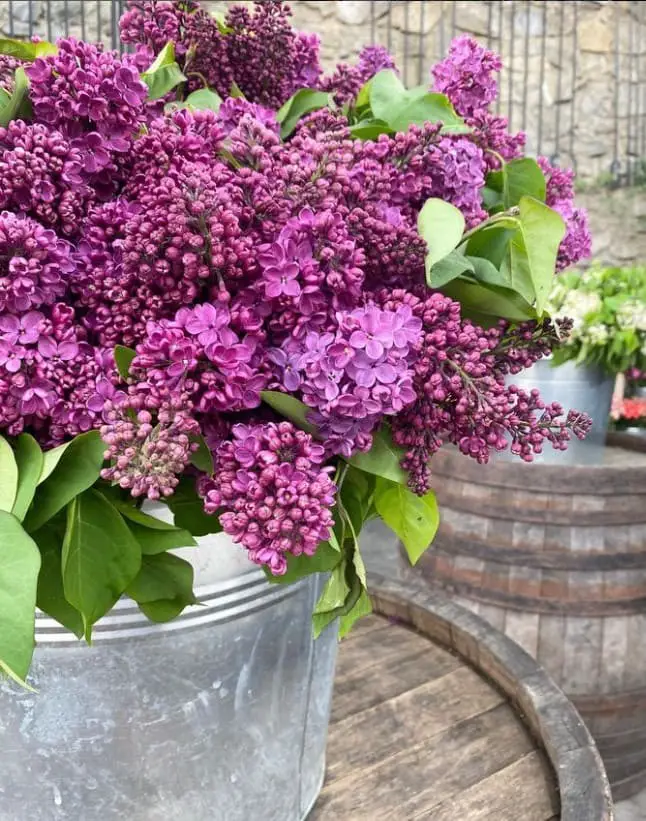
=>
[139,598,188,622]
[165,477,223,537]
[11,434,43,522]
[183,87,222,112]
[441,277,537,325]
[277,88,331,139]
[260,391,320,436]
[0,67,31,129]
[263,540,341,585]
[428,250,475,288]
[339,587,372,638]
[501,158,546,208]
[418,197,466,271]
[127,521,197,555]
[0,38,57,60]
[126,552,196,605]
[189,433,214,474]
[33,519,84,638]
[0,510,41,681]
[0,435,18,513]
[374,478,440,565]
[349,119,392,140]
[62,489,141,642]
[24,430,106,532]
[114,345,136,380]
[347,425,407,484]
[141,42,187,100]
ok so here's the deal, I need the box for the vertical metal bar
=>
[64,0,69,38]
[641,3,646,166]
[570,1,578,171]
[370,1,376,44]
[507,1,515,131]
[97,1,102,44]
[418,1,425,85]
[439,1,445,56]
[487,1,494,51]
[553,0,565,163]
[496,0,504,115]
[613,2,621,181]
[627,3,635,184]
[81,0,87,42]
[451,1,457,41]
[387,0,393,53]
[111,0,119,50]
[537,0,547,155]
[46,0,52,42]
[522,0,531,134]
[28,0,33,38]
[8,0,13,37]
[403,1,410,86]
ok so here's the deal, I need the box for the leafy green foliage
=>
[348,120,392,140]
[374,477,440,565]
[369,70,470,135]
[182,87,222,112]
[11,434,43,522]
[0,67,31,128]
[425,250,474,288]
[33,518,84,638]
[189,434,214,474]
[141,42,187,100]
[263,540,341,585]
[0,435,18,513]
[276,89,330,139]
[126,552,196,606]
[260,390,319,436]
[0,38,57,60]
[62,490,141,641]
[164,477,223,537]
[24,431,106,532]
[114,345,136,380]
[128,521,197,555]
[347,425,407,484]
[0,511,41,683]
[441,278,537,326]
[418,198,466,280]
[486,158,546,210]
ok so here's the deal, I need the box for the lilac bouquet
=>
[0,0,591,686]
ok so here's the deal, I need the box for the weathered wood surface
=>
[413,446,646,800]
[311,580,613,821]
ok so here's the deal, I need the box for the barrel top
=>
[432,445,646,495]
[312,577,613,821]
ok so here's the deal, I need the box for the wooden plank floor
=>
[310,615,559,821]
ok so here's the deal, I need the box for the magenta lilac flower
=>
[200,421,336,574]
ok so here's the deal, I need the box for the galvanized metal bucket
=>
[0,517,337,821]
[499,358,615,466]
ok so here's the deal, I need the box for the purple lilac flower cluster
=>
[200,421,336,574]
[378,289,591,494]
[0,1,592,575]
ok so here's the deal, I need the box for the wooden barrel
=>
[411,446,646,802]
[313,576,612,821]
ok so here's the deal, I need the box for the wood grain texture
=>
[312,580,613,821]
[413,445,646,800]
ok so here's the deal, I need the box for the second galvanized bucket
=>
[0,515,337,821]
[502,358,615,465]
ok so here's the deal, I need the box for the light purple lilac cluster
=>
[0,1,593,574]
[271,304,422,456]
[200,421,336,574]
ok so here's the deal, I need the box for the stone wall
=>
[2,0,646,264]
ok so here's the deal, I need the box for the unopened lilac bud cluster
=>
[538,156,592,271]
[322,45,397,105]
[101,388,200,499]
[0,121,92,237]
[377,289,591,494]
[200,421,336,575]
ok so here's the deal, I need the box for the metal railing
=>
[3,0,645,186]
